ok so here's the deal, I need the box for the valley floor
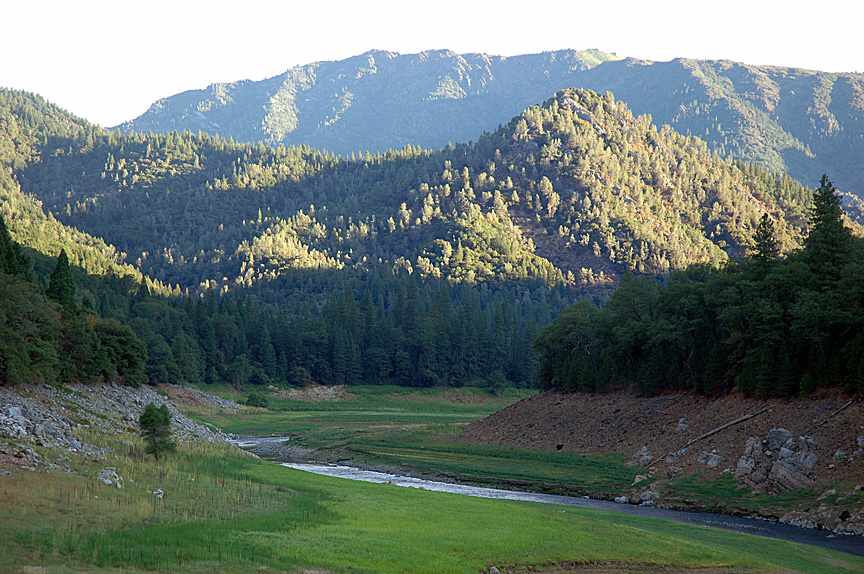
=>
[1,383,863,573]
[196,385,864,535]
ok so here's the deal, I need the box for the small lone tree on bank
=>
[139,403,175,460]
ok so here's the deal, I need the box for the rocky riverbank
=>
[465,391,864,536]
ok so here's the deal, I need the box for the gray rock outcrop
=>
[0,383,234,472]
[736,428,817,491]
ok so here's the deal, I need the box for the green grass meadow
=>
[193,385,818,508]
[2,435,863,574]
[3,385,860,573]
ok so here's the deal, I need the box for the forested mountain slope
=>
[5,87,863,389]
[121,49,864,194]
[120,50,617,154]
[0,89,565,388]
[22,89,840,291]
[0,90,174,292]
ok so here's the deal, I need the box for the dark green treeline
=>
[1,217,565,388]
[536,176,864,397]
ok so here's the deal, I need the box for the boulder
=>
[697,450,722,468]
[781,436,818,471]
[774,436,817,489]
[736,437,771,484]
[665,447,688,465]
[769,460,815,490]
[98,468,123,488]
[639,488,658,506]
[614,495,629,504]
[834,449,848,462]
[767,428,793,451]
[738,433,817,491]
[676,417,689,433]
[632,446,652,466]
[0,406,29,439]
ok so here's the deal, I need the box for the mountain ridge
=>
[17,88,849,292]
[119,49,864,194]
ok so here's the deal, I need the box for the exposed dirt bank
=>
[465,391,864,534]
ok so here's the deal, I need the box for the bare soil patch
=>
[465,391,864,487]
[401,388,497,405]
[277,385,354,402]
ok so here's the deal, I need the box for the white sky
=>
[3,1,862,127]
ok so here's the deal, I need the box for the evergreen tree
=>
[752,213,779,264]
[804,175,851,281]
[0,214,21,275]
[139,403,175,460]
[537,179,864,399]
[47,249,76,307]
[144,333,180,385]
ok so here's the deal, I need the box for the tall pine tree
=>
[46,249,76,307]
[0,214,26,276]
[753,213,780,263]
[804,175,851,282]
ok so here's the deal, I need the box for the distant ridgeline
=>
[1,87,862,392]
[120,49,864,196]
[536,177,864,397]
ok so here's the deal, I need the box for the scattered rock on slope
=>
[98,467,123,488]
[0,383,237,471]
[464,391,864,533]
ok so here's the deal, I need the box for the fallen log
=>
[805,398,858,435]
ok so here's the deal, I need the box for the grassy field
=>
[189,385,823,512]
[191,384,533,434]
[191,385,638,496]
[2,431,863,574]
